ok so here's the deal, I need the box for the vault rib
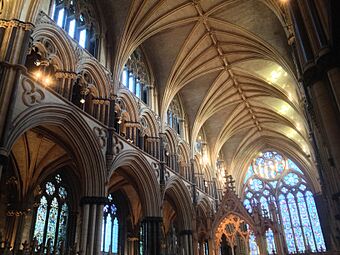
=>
[191,0,262,132]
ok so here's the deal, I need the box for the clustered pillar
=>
[79,196,107,255]
[140,217,162,255]
[288,0,340,250]
[179,230,193,255]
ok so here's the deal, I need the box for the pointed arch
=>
[32,22,76,72]
[110,150,161,217]
[75,58,111,98]
[164,176,194,231]
[139,108,159,137]
[233,137,320,195]
[5,104,106,196]
[117,89,139,122]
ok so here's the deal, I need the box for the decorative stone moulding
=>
[93,126,107,148]
[21,76,45,106]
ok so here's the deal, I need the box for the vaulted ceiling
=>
[99,0,316,184]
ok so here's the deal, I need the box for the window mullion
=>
[294,195,308,251]
[102,215,107,251]
[284,196,298,252]
[42,202,52,245]
[303,192,318,251]
[54,202,63,250]
[110,214,114,252]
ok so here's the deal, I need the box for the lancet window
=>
[242,151,326,254]
[167,98,182,135]
[51,0,98,56]
[32,174,69,250]
[101,194,119,254]
[121,48,150,104]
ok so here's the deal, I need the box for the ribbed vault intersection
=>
[101,0,317,186]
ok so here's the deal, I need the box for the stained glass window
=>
[33,196,48,244]
[51,0,97,56]
[242,151,326,254]
[266,228,276,254]
[33,174,69,249]
[120,49,150,104]
[249,232,259,255]
[101,195,119,253]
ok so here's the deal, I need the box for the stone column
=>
[94,204,104,255]
[127,236,138,255]
[140,217,162,255]
[86,204,97,255]
[79,196,108,255]
[208,238,215,255]
[179,230,193,255]
[0,19,34,180]
[79,203,90,255]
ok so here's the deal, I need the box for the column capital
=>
[80,196,108,205]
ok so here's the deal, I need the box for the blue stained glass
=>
[281,187,288,194]
[279,195,296,253]
[270,180,278,188]
[246,192,253,199]
[68,19,76,38]
[128,74,134,92]
[79,29,87,48]
[57,203,69,247]
[244,166,254,183]
[243,199,252,213]
[46,182,55,195]
[250,179,263,192]
[104,214,112,252]
[287,193,305,252]
[121,68,128,87]
[46,197,59,246]
[305,191,326,251]
[58,186,67,199]
[55,174,62,183]
[102,199,119,253]
[243,151,327,254]
[260,196,270,218]
[266,228,276,254]
[288,159,304,174]
[112,218,119,253]
[136,81,141,98]
[299,184,307,191]
[296,192,316,252]
[34,196,48,244]
[249,232,259,255]
[57,8,65,27]
[284,173,299,186]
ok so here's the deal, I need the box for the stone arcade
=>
[0,0,340,254]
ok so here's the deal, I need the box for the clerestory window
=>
[51,0,98,56]
[120,48,150,105]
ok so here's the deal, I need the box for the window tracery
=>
[167,98,182,135]
[242,151,326,254]
[101,194,119,254]
[121,48,151,104]
[33,174,69,250]
[51,0,98,56]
